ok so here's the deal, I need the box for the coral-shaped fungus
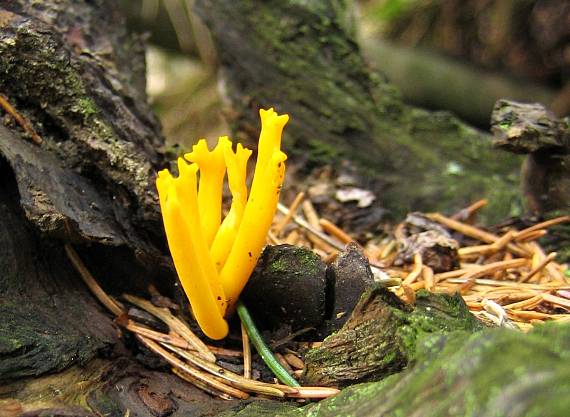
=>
[156,109,288,339]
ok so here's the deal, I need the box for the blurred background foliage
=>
[119,0,569,145]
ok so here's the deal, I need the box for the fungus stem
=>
[236,301,301,387]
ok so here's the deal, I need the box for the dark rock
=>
[325,243,375,331]
[242,245,327,331]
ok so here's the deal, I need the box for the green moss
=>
[196,0,523,223]
[223,322,570,417]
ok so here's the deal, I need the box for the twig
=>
[172,368,233,400]
[451,199,488,221]
[447,278,570,290]
[0,93,42,145]
[270,327,315,350]
[423,266,435,291]
[206,345,243,358]
[428,213,527,257]
[503,294,543,311]
[123,294,215,362]
[241,322,252,379]
[236,300,301,387]
[514,216,570,240]
[301,200,322,230]
[65,244,124,317]
[520,252,557,283]
[277,203,344,251]
[274,191,305,236]
[319,218,354,245]
[542,293,570,310]
[162,343,287,397]
[136,335,250,399]
[402,253,423,285]
[286,386,340,399]
[120,319,194,349]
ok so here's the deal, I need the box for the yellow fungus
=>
[156,163,228,339]
[185,136,229,246]
[219,110,288,310]
[156,108,288,339]
[210,143,252,270]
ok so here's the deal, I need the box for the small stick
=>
[428,213,527,257]
[286,387,340,399]
[423,266,435,292]
[206,345,243,358]
[241,322,252,379]
[508,310,554,321]
[301,200,322,230]
[451,199,488,221]
[121,319,193,349]
[137,335,250,399]
[503,294,543,311]
[274,192,305,236]
[277,203,344,251]
[447,278,570,290]
[402,253,423,285]
[319,218,354,245]
[520,253,557,283]
[0,93,43,145]
[172,368,233,400]
[163,343,287,398]
[514,216,570,240]
[65,244,124,317]
[123,294,215,362]
[542,293,570,310]
[515,230,547,243]
[459,258,529,281]
[527,242,566,282]
[270,327,315,350]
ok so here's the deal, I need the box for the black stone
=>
[242,245,327,331]
[325,243,375,332]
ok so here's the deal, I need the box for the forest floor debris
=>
[65,195,569,402]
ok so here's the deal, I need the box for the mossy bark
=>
[194,0,523,222]
[302,286,482,387]
[220,322,570,417]
[0,0,175,406]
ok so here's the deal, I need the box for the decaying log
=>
[0,1,164,255]
[222,322,570,417]
[0,0,172,391]
[194,0,523,222]
[302,285,482,388]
